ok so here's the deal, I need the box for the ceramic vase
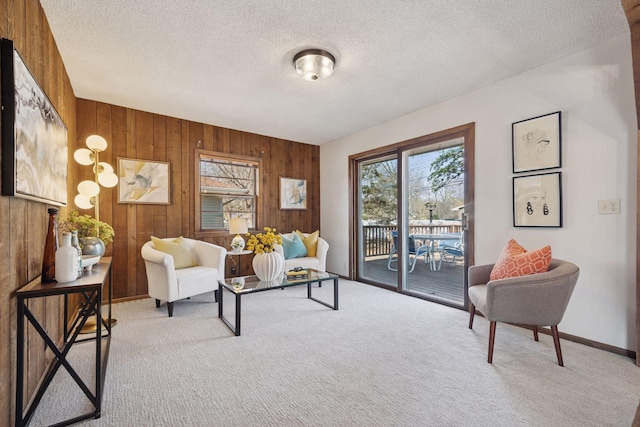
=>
[80,237,106,256]
[252,251,284,282]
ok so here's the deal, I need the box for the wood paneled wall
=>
[75,100,320,300]
[0,0,78,424]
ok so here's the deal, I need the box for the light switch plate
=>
[598,199,621,214]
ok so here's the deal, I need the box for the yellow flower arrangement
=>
[246,227,282,254]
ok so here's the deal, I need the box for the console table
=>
[15,257,113,427]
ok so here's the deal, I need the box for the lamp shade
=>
[98,171,119,188]
[78,180,100,197]
[229,217,248,234]
[95,162,114,174]
[86,134,108,151]
[73,148,94,166]
[74,194,95,209]
[293,49,335,81]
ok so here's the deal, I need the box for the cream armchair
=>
[274,232,329,272]
[141,237,226,317]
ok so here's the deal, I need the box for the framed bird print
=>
[280,177,307,210]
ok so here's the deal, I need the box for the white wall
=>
[320,35,637,351]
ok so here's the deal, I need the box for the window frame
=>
[194,149,261,235]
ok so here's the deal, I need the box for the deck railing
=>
[363,224,462,257]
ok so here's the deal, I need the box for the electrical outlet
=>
[598,199,621,214]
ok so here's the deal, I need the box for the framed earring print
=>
[513,172,562,227]
[512,111,561,173]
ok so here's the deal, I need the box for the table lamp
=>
[229,218,248,252]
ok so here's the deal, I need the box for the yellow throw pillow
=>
[151,236,196,269]
[490,239,551,281]
[295,230,319,257]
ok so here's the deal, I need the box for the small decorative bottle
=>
[55,232,79,283]
[71,230,83,278]
[41,208,59,282]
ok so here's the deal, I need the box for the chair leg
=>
[551,325,564,367]
[167,302,174,317]
[488,321,497,363]
[532,325,539,341]
[387,251,397,271]
[155,299,160,308]
[468,303,475,329]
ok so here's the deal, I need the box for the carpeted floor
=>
[30,279,640,426]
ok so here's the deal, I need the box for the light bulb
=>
[78,180,100,197]
[74,194,95,209]
[86,135,107,151]
[98,171,119,188]
[74,148,94,165]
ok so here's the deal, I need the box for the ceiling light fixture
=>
[293,49,335,81]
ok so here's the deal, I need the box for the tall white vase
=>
[252,251,284,282]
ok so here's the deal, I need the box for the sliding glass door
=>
[352,124,474,309]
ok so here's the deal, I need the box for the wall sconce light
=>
[293,49,336,81]
[229,217,248,252]
[74,135,118,225]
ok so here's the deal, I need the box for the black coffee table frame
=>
[218,269,338,336]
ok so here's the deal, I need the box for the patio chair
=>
[387,231,431,273]
[439,233,464,269]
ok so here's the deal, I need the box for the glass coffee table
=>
[218,269,338,336]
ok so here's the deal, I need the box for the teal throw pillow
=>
[280,233,308,260]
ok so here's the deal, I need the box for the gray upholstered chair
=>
[468,259,579,366]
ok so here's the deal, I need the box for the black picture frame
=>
[513,172,562,227]
[1,38,68,205]
[512,111,561,173]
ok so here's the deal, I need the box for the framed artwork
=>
[280,177,307,210]
[117,158,170,204]
[1,38,68,205]
[512,111,561,173]
[513,172,562,228]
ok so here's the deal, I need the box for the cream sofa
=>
[274,232,329,273]
[141,237,226,317]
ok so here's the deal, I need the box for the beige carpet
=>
[30,279,640,426]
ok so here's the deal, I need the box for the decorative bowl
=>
[81,255,101,270]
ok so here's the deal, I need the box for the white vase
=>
[55,232,79,283]
[252,251,284,282]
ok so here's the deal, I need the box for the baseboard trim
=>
[528,325,637,360]
[112,295,150,304]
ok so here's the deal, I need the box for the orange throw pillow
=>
[490,239,551,281]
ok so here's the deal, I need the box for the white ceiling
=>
[40,0,629,145]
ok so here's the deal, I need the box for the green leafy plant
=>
[59,209,115,244]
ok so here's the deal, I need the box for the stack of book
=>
[285,269,308,280]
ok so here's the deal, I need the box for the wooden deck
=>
[360,256,465,306]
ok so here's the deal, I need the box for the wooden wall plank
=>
[166,118,183,237]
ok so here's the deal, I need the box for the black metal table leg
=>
[219,283,241,336]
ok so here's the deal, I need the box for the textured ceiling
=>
[40,0,629,145]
